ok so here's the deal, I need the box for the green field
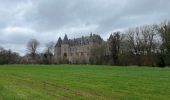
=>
[0,65,169,100]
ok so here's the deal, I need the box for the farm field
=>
[0,65,169,100]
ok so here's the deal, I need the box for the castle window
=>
[87,40,89,44]
[81,52,84,56]
[64,53,67,57]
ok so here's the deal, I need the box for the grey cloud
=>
[0,0,170,55]
[24,0,124,32]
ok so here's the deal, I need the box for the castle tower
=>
[61,34,69,60]
[63,34,69,44]
[54,37,62,61]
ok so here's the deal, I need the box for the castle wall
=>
[54,34,105,64]
[54,46,61,63]
[61,44,69,60]
[55,44,92,64]
[68,44,91,64]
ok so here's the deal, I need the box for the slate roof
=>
[55,34,103,47]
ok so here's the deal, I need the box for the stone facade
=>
[54,34,103,63]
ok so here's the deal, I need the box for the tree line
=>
[91,21,170,67]
[0,21,170,67]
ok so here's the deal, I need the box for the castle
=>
[54,34,105,63]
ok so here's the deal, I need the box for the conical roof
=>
[55,37,62,47]
[63,34,69,44]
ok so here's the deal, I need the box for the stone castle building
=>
[54,34,104,63]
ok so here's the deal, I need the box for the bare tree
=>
[125,25,160,66]
[158,21,170,66]
[27,39,40,59]
[108,32,122,65]
[140,25,158,54]
[46,42,55,55]
[43,42,55,64]
[126,27,144,66]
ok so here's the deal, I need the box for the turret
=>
[54,37,62,62]
[108,34,113,42]
[55,37,62,47]
[63,34,69,44]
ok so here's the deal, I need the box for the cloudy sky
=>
[0,0,170,55]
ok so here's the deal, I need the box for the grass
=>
[0,65,169,100]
